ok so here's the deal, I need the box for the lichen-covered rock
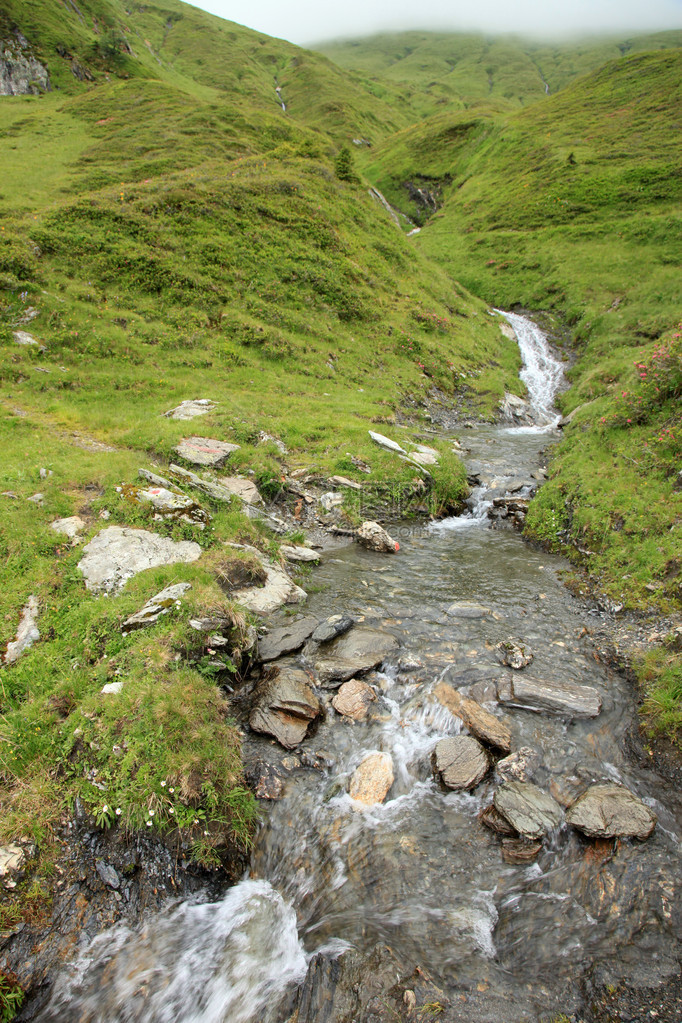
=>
[566,784,657,840]
[495,747,541,784]
[51,516,86,541]
[163,399,217,420]
[78,527,201,594]
[2,596,39,665]
[121,583,192,633]
[175,436,240,467]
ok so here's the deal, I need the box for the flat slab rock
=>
[163,399,217,420]
[349,752,394,806]
[121,583,192,633]
[433,682,511,752]
[258,617,318,662]
[331,679,377,721]
[314,627,399,687]
[78,526,201,594]
[175,436,240,467]
[494,782,563,840]
[170,464,261,506]
[227,544,306,615]
[497,674,602,719]
[432,736,489,791]
[566,783,657,840]
[249,668,320,749]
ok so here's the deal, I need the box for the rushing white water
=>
[40,880,307,1023]
[497,310,565,427]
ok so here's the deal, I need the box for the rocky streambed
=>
[8,314,682,1022]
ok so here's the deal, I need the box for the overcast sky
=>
[189,0,682,47]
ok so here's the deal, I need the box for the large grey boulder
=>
[78,527,201,594]
[497,674,602,718]
[432,736,489,791]
[314,627,399,687]
[258,617,318,662]
[433,682,511,752]
[348,752,394,805]
[493,782,563,840]
[566,784,657,840]
[2,596,39,666]
[175,436,240,467]
[121,583,192,633]
[12,330,38,346]
[280,545,320,563]
[249,668,321,749]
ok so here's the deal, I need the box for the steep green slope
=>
[318,28,682,118]
[0,0,526,934]
[363,49,682,729]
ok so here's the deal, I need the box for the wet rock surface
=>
[356,520,399,553]
[248,667,321,749]
[258,617,318,662]
[496,638,534,669]
[497,672,602,718]
[314,627,399,686]
[432,735,489,790]
[566,783,657,840]
[493,781,563,840]
[331,679,377,721]
[433,682,511,752]
[348,751,394,805]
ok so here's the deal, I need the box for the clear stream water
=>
[39,314,682,1022]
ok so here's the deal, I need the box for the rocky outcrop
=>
[249,668,321,749]
[2,596,39,666]
[170,464,261,506]
[432,736,489,791]
[497,674,602,718]
[51,516,86,542]
[566,784,657,840]
[137,485,209,527]
[314,627,399,687]
[163,399,217,420]
[331,679,377,721]
[224,544,306,615]
[121,583,191,633]
[348,752,394,805]
[1,38,50,95]
[77,527,201,594]
[433,682,512,752]
[493,782,563,840]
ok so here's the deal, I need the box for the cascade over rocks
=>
[77,527,202,594]
[566,784,657,840]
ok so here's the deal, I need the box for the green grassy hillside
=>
[318,28,682,117]
[0,1,525,948]
[362,48,682,732]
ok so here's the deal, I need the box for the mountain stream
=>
[38,314,682,1022]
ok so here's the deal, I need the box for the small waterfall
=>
[498,310,564,427]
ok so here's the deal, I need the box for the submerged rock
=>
[258,617,318,662]
[445,601,490,619]
[175,436,240,467]
[2,595,40,665]
[566,784,657,840]
[497,674,602,718]
[501,837,542,864]
[249,668,321,749]
[432,736,489,791]
[433,682,511,752]
[121,583,192,633]
[495,747,541,784]
[496,639,534,670]
[349,752,394,805]
[314,627,399,687]
[331,679,377,721]
[78,527,201,594]
[356,521,399,553]
[493,782,563,840]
